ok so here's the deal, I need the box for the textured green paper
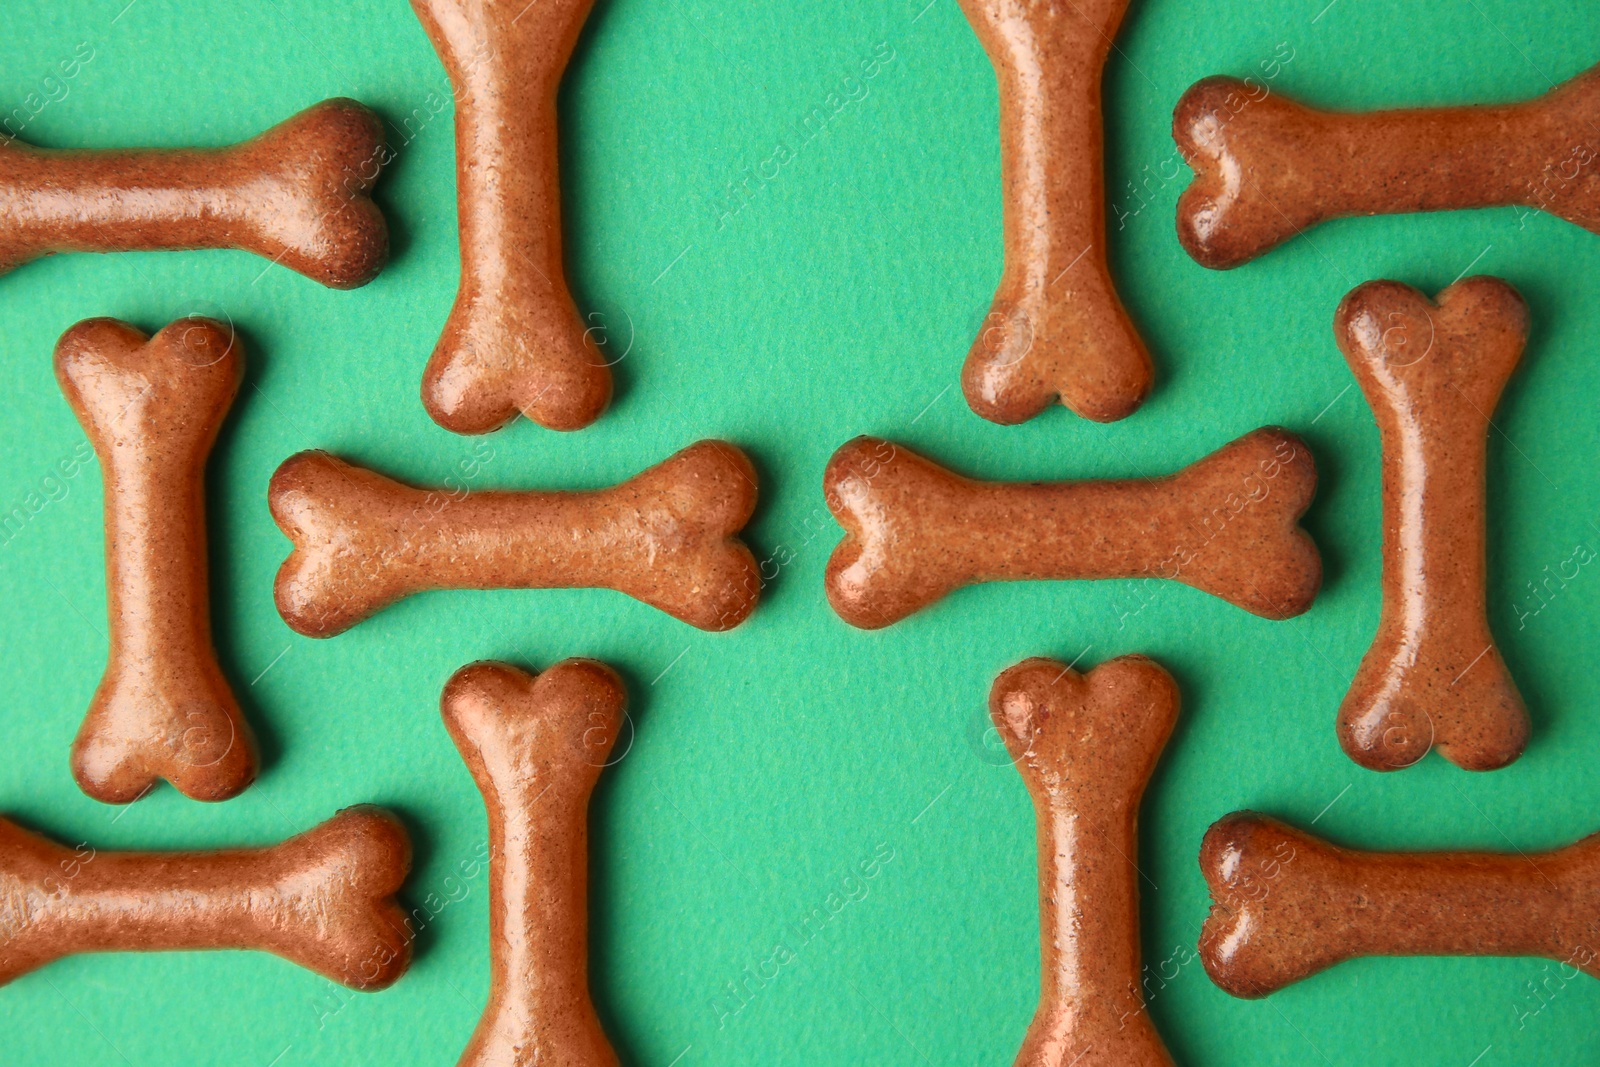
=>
[2,0,1599,1063]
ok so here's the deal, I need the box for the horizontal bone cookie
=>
[0,98,388,288]
[56,318,256,803]
[1174,63,1600,269]
[823,429,1320,629]
[442,660,625,1067]
[992,655,1179,1066]
[411,0,612,433]
[271,440,760,636]
[1335,278,1528,771]
[957,0,1153,424]
[0,805,411,989]
[1198,811,1600,999]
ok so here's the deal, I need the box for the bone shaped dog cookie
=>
[271,440,760,636]
[442,660,625,1067]
[0,805,411,989]
[1175,63,1600,269]
[1198,811,1600,999]
[824,428,1320,629]
[56,318,256,804]
[957,0,1153,424]
[1334,278,1528,771]
[992,655,1178,1067]
[0,98,388,288]
[410,0,612,434]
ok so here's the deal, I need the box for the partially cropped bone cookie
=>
[823,429,1320,628]
[1334,278,1528,771]
[271,440,760,635]
[441,660,625,1067]
[1198,811,1600,999]
[410,0,612,433]
[1174,63,1600,269]
[56,318,256,803]
[956,0,1152,424]
[0,806,411,989]
[992,655,1178,1067]
[0,99,388,288]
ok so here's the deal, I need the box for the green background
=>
[1,0,1598,1063]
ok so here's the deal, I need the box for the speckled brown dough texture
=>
[271,439,760,636]
[0,805,411,989]
[410,0,612,434]
[56,318,257,804]
[0,99,388,288]
[1174,63,1600,270]
[992,655,1177,1067]
[1335,278,1528,772]
[442,660,625,1067]
[823,428,1320,629]
[957,0,1152,425]
[1198,811,1600,999]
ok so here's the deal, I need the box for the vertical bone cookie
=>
[0,805,411,988]
[56,318,256,803]
[442,660,625,1067]
[1335,278,1528,771]
[0,99,388,288]
[957,0,1152,425]
[271,440,760,636]
[410,0,611,434]
[824,428,1320,628]
[1174,63,1600,269]
[992,655,1178,1066]
[1198,811,1600,998]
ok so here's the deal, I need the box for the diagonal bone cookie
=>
[0,805,411,989]
[271,440,760,636]
[823,428,1320,629]
[1334,278,1528,771]
[1198,811,1600,999]
[410,0,612,434]
[0,99,388,288]
[56,318,256,803]
[957,0,1153,424]
[441,660,625,1067]
[1174,63,1600,269]
[992,655,1178,1067]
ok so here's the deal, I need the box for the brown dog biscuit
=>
[55,318,257,804]
[0,805,411,989]
[442,660,625,1067]
[991,655,1178,1066]
[956,0,1153,425]
[1334,278,1528,771]
[1174,64,1600,270]
[271,439,760,636]
[410,0,611,434]
[823,428,1320,629]
[1198,811,1600,999]
[0,99,388,288]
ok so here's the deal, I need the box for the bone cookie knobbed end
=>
[1333,277,1529,772]
[55,317,257,804]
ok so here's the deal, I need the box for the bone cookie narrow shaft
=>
[410,0,611,433]
[55,318,256,803]
[272,440,760,636]
[442,660,625,1067]
[1175,63,1600,269]
[957,0,1152,424]
[991,656,1178,1066]
[0,99,388,288]
[824,428,1320,628]
[1334,278,1528,771]
[0,805,411,988]
[1198,812,1600,998]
